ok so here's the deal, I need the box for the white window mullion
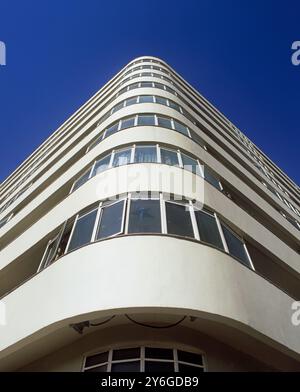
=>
[214,213,229,253]
[91,202,102,242]
[189,202,200,240]
[65,215,78,254]
[160,194,167,234]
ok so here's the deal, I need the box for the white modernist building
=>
[0,56,299,372]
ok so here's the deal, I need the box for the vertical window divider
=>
[134,115,138,126]
[154,114,158,126]
[157,144,161,163]
[197,161,204,178]
[160,193,167,234]
[124,194,131,234]
[109,151,115,168]
[170,118,175,130]
[177,150,183,168]
[65,215,78,254]
[214,213,229,253]
[173,349,179,372]
[120,198,127,235]
[91,202,102,242]
[140,347,145,372]
[116,120,121,132]
[131,145,135,163]
[89,162,96,179]
[136,96,140,104]
[107,350,113,372]
[189,201,200,240]
[243,243,255,271]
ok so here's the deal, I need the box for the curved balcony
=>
[0,235,299,369]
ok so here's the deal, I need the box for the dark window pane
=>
[85,365,107,372]
[155,96,168,105]
[166,202,194,238]
[112,148,132,167]
[128,83,139,90]
[178,350,203,365]
[105,123,119,138]
[56,222,73,258]
[112,348,140,361]
[111,361,140,372]
[181,153,200,175]
[42,235,60,268]
[160,148,179,166]
[157,116,172,129]
[195,210,224,250]
[145,361,175,372]
[204,167,221,189]
[72,169,91,192]
[178,364,204,372]
[137,115,156,126]
[68,209,97,251]
[145,347,173,360]
[93,155,111,176]
[134,146,157,163]
[140,82,153,88]
[111,102,124,113]
[139,95,154,103]
[96,200,125,239]
[85,352,109,367]
[125,97,138,106]
[221,224,250,266]
[173,120,189,136]
[168,101,180,111]
[128,199,161,233]
[120,117,135,130]
[88,136,102,151]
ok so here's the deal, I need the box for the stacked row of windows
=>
[72,143,221,194]
[83,347,204,373]
[86,108,300,231]
[0,183,32,214]
[39,193,253,272]
[119,66,298,202]
[87,113,202,153]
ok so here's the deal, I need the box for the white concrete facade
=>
[0,57,299,372]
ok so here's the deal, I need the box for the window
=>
[72,169,91,192]
[125,97,138,106]
[134,146,157,163]
[140,81,153,88]
[96,200,125,239]
[111,102,124,113]
[137,114,156,126]
[160,148,179,166]
[120,116,135,130]
[83,347,204,372]
[39,234,61,270]
[112,148,132,167]
[221,224,251,267]
[67,209,98,252]
[55,221,74,259]
[173,120,189,136]
[181,153,200,175]
[195,210,224,250]
[168,101,180,111]
[105,123,119,138]
[92,155,111,176]
[166,202,194,238]
[139,95,154,103]
[155,96,168,105]
[157,116,172,129]
[128,199,161,233]
[204,167,221,190]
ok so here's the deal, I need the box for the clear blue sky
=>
[0,0,299,185]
